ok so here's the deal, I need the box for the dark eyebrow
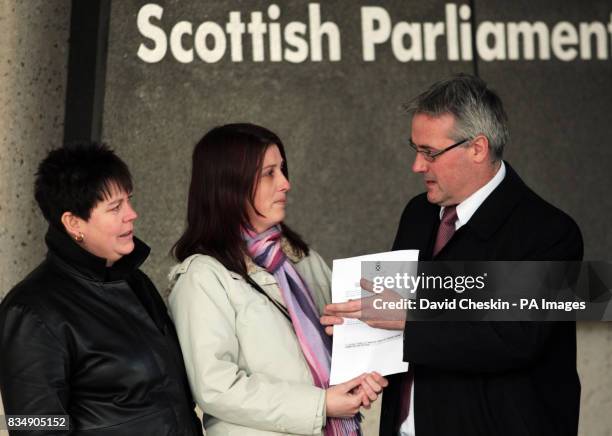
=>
[262,159,284,170]
[410,139,434,150]
[107,198,123,208]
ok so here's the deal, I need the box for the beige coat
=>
[168,243,332,436]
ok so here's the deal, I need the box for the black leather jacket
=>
[0,226,203,436]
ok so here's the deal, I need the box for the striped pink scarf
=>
[244,225,361,436]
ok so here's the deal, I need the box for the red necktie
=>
[433,205,458,257]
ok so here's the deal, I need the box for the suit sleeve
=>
[402,208,584,373]
[527,212,583,261]
[403,321,556,372]
[168,258,325,435]
[0,304,71,435]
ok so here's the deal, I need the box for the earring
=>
[75,232,84,242]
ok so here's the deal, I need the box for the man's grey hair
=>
[406,74,509,161]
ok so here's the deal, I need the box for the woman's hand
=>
[326,372,389,416]
[354,372,388,408]
[325,374,367,418]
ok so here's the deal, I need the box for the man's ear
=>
[60,212,84,240]
[470,135,490,163]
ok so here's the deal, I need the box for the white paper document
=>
[329,250,419,385]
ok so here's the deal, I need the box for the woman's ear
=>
[61,212,84,241]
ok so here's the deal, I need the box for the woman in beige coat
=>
[168,124,386,435]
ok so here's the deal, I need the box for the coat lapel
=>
[433,162,526,258]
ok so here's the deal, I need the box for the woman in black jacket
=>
[0,143,202,436]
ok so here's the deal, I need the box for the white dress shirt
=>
[440,161,506,230]
[399,161,506,436]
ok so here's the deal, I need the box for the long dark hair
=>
[173,123,309,277]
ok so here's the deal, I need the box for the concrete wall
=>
[0,0,70,297]
[0,0,71,432]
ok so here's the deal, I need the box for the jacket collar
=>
[460,162,526,241]
[45,224,150,282]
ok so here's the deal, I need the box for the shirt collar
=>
[440,160,506,230]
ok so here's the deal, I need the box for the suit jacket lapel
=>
[462,162,526,241]
[433,162,526,258]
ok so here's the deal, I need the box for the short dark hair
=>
[406,73,509,161]
[173,123,308,277]
[34,143,133,228]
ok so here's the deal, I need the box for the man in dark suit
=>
[322,74,582,436]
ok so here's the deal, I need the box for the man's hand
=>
[364,319,406,330]
[320,298,362,335]
[321,278,406,334]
